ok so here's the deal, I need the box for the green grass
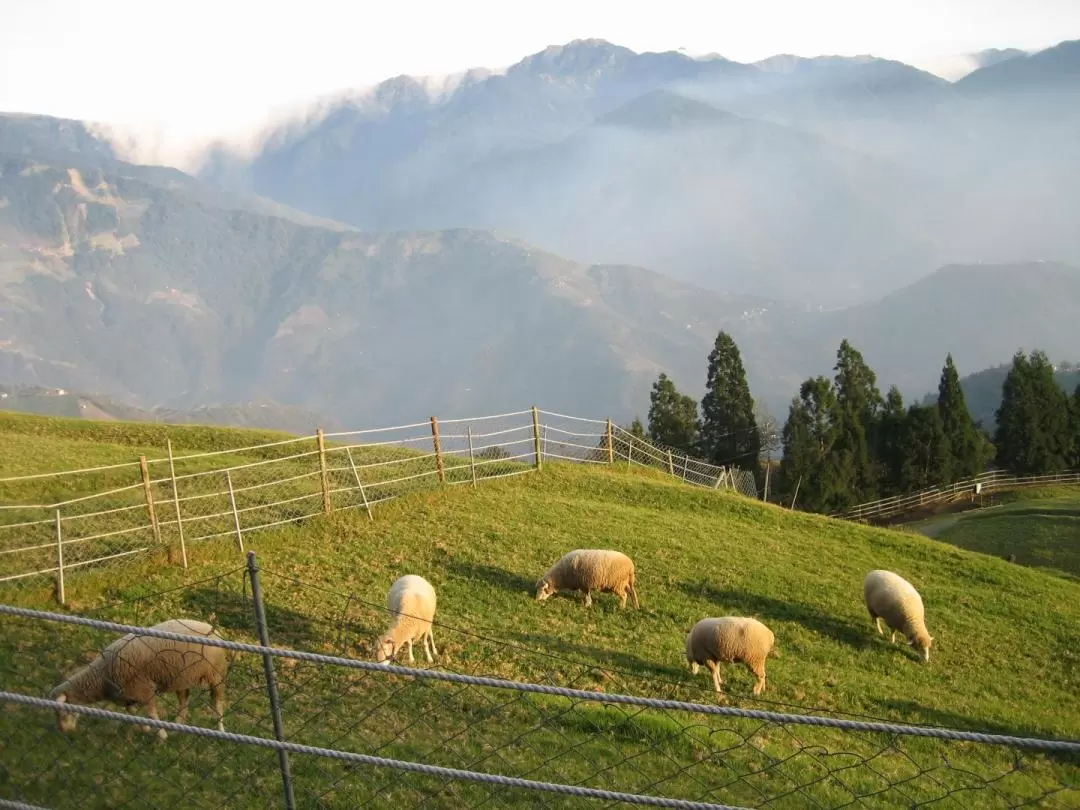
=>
[1,415,1079,808]
[910,487,1080,582]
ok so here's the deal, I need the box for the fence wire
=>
[0,409,754,603]
[1,565,1076,810]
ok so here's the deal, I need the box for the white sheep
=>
[535,549,640,608]
[684,616,776,697]
[863,569,934,662]
[375,574,438,664]
[49,618,230,741]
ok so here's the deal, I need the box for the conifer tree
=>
[830,340,883,505]
[877,386,908,495]
[647,373,700,452]
[899,404,950,491]
[699,331,759,471]
[936,354,984,481]
[995,350,1072,473]
[779,376,838,512]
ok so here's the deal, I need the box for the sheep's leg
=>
[873,616,884,635]
[749,661,767,696]
[175,689,190,725]
[890,630,899,644]
[427,629,438,659]
[422,632,433,663]
[212,683,226,732]
[406,638,415,664]
[583,590,592,607]
[629,583,640,609]
[618,589,627,609]
[145,696,167,741]
[705,660,724,693]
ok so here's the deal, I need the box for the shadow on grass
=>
[881,699,1080,767]
[445,560,536,595]
[508,630,690,681]
[678,582,875,651]
[178,587,322,650]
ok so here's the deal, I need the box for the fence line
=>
[0,407,757,601]
[1,556,1077,810]
[834,469,1080,522]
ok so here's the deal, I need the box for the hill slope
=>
[0,148,781,424]
[0,415,1078,808]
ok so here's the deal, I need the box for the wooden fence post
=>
[790,476,803,510]
[667,451,675,476]
[167,439,188,569]
[531,407,543,470]
[139,455,161,544]
[226,470,244,553]
[713,468,725,489]
[467,426,478,487]
[316,428,332,513]
[345,448,373,521]
[605,420,614,464]
[54,510,64,605]
[431,417,446,484]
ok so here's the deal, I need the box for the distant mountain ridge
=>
[190,37,1080,306]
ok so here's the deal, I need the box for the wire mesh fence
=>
[1,554,1077,810]
[0,408,756,605]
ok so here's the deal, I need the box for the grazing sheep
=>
[684,616,776,697]
[863,569,934,662]
[535,549,640,608]
[49,618,230,741]
[375,574,438,664]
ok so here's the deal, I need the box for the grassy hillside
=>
[1,417,1078,808]
[912,487,1080,581]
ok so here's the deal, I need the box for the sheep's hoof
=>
[139,724,152,734]
[156,728,168,742]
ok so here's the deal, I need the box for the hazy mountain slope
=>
[192,38,1080,307]
[0,150,780,425]
[385,90,943,301]
[0,385,342,434]
[798,262,1080,401]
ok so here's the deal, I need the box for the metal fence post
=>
[345,447,373,521]
[467,426,478,487]
[247,551,296,810]
[54,510,64,605]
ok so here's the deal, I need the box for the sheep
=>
[534,549,640,608]
[684,616,776,697]
[49,618,230,741]
[863,569,934,662]
[375,574,438,664]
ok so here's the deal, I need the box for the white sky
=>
[2,0,1077,167]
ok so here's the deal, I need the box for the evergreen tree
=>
[936,354,984,481]
[647,373,700,452]
[995,350,1072,474]
[830,340,883,506]
[899,404,950,491]
[628,417,647,439]
[877,386,908,495]
[779,376,838,512]
[1070,385,1080,467]
[699,331,760,471]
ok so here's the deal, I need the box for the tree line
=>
[637,334,1080,515]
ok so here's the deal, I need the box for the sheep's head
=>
[50,688,78,734]
[374,635,397,664]
[911,633,934,662]
[534,578,555,602]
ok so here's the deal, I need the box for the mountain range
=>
[1,36,1079,430]
[198,37,1080,305]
